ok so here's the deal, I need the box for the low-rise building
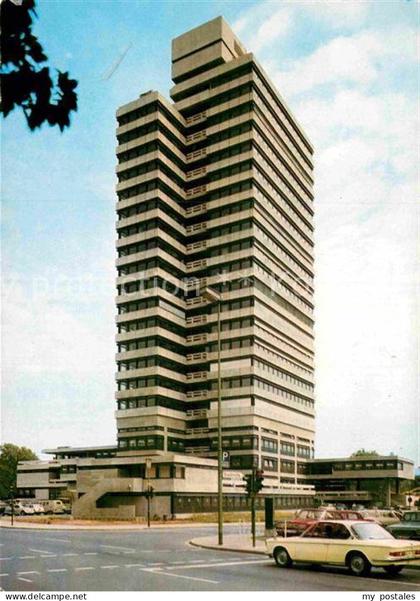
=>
[306,455,414,507]
[17,446,315,519]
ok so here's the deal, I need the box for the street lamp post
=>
[200,286,223,546]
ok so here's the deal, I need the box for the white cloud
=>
[272,27,417,97]
[248,7,293,53]
[233,0,370,46]
[303,0,369,28]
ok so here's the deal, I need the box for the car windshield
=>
[351,522,394,540]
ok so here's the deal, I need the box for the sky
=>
[1,0,419,463]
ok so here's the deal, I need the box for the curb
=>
[0,522,218,532]
[189,538,266,555]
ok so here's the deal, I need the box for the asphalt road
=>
[1,525,419,591]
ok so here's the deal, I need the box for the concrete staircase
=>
[72,477,143,520]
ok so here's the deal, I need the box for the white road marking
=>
[28,548,54,555]
[166,558,270,571]
[142,567,218,585]
[19,556,36,560]
[84,552,98,556]
[75,567,95,572]
[41,555,57,558]
[62,553,78,557]
[45,538,70,544]
[188,559,208,563]
[18,577,32,583]
[100,565,119,569]
[124,563,145,568]
[17,571,39,576]
[47,568,67,573]
[148,562,164,566]
[100,545,134,553]
[0,574,8,578]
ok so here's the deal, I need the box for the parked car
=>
[31,503,45,514]
[42,500,65,514]
[387,511,420,541]
[276,508,366,536]
[4,502,35,516]
[0,501,7,515]
[359,509,401,526]
[266,520,420,576]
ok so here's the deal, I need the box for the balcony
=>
[185,203,207,218]
[186,408,208,418]
[185,130,207,144]
[186,277,207,291]
[185,296,206,307]
[185,427,209,435]
[186,258,207,271]
[186,333,208,345]
[185,447,211,455]
[186,148,207,164]
[186,184,207,199]
[186,240,207,253]
[186,222,207,234]
[186,315,207,326]
[186,390,208,400]
[186,167,207,181]
[185,111,207,126]
[186,351,207,363]
[186,371,208,381]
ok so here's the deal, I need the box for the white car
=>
[266,520,420,576]
[31,503,45,514]
[4,502,35,516]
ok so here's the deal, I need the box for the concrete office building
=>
[115,16,316,487]
[16,18,318,518]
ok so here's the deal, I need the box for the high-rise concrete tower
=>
[115,17,315,486]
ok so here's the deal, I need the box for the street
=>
[1,525,419,591]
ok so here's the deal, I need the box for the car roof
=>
[309,520,376,525]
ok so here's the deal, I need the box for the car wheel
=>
[273,547,292,568]
[384,565,403,576]
[347,552,371,577]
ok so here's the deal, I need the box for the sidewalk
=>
[0,517,217,531]
[190,534,266,555]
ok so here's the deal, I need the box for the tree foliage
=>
[0,0,78,131]
[351,449,380,457]
[0,443,38,499]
